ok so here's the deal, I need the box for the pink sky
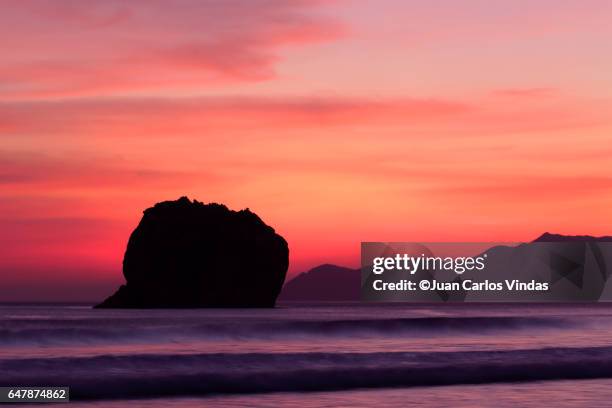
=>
[1,0,612,301]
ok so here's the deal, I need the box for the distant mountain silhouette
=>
[283,234,612,302]
[453,232,612,301]
[278,264,359,301]
[96,197,289,308]
[534,232,612,242]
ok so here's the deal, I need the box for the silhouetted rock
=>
[278,264,359,301]
[96,197,289,308]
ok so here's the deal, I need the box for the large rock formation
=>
[96,197,289,308]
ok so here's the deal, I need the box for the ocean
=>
[2,302,612,407]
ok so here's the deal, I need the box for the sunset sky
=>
[1,0,612,301]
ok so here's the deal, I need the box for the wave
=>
[0,315,571,345]
[2,346,612,399]
[0,316,576,346]
[276,315,570,333]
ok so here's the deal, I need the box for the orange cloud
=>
[491,88,558,98]
[2,92,609,142]
[0,96,471,137]
[0,151,213,190]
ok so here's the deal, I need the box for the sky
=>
[1,0,612,301]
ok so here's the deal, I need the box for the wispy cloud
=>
[0,0,344,98]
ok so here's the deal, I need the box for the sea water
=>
[2,302,612,407]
